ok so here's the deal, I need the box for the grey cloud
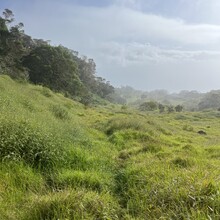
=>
[17,2,220,48]
[99,42,220,65]
[11,0,220,91]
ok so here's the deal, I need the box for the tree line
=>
[0,9,114,105]
[139,101,183,113]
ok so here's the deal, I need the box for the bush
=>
[0,120,63,171]
[139,101,158,111]
[167,105,175,113]
[175,105,183,112]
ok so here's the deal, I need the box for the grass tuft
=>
[0,119,64,171]
[51,104,69,120]
[171,157,194,168]
[24,190,120,220]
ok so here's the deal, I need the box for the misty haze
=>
[0,1,220,219]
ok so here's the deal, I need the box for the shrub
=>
[175,105,183,112]
[158,103,165,113]
[167,105,175,113]
[139,101,158,111]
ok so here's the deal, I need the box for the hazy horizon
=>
[1,0,220,92]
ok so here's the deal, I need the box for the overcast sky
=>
[1,0,220,92]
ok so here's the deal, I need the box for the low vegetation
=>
[0,75,219,219]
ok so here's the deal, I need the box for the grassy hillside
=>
[0,75,220,219]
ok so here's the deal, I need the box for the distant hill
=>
[198,90,220,110]
[115,86,214,111]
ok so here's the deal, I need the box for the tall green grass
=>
[0,75,219,219]
[0,119,64,171]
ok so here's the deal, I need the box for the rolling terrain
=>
[0,75,220,219]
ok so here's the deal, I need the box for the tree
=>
[0,9,115,103]
[2,9,14,23]
[22,45,82,96]
[158,103,165,113]
[80,91,93,107]
[198,91,220,110]
[105,93,126,104]
[139,101,158,111]
[175,105,183,112]
[76,57,97,93]
[71,53,114,99]
[0,9,30,78]
[167,105,174,113]
[95,77,114,98]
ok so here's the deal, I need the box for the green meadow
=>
[0,75,219,219]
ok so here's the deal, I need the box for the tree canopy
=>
[0,9,115,104]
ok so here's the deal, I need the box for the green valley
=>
[0,75,219,219]
[0,7,220,220]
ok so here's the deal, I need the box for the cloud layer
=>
[6,0,220,91]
